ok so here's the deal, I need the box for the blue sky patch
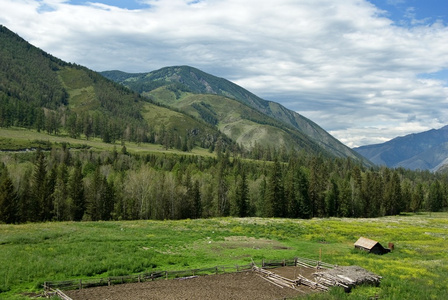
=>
[67,0,150,10]
[418,69,448,83]
[368,0,448,26]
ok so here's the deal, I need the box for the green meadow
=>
[1,213,447,299]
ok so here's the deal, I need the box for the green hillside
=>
[101,66,368,162]
[0,25,230,152]
[145,87,323,154]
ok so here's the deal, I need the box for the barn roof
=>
[354,237,379,250]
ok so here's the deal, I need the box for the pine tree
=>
[428,180,443,212]
[235,171,249,217]
[309,157,325,217]
[42,165,56,221]
[338,178,352,217]
[182,172,193,219]
[384,171,402,215]
[325,177,339,217]
[410,183,424,212]
[216,158,229,217]
[70,160,85,221]
[349,166,363,217]
[100,176,114,220]
[0,165,19,223]
[192,180,202,219]
[52,175,67,221]
[31,149,47,221]
[265,159,285,217]
[86,167,102,221]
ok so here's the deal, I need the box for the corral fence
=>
[44,257,334,292]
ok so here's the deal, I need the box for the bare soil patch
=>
[65,267,319,300]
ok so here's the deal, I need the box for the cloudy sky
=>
[1,0,447,147]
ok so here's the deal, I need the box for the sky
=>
[1,0,447,147]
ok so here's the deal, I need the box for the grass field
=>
[0,127,213,157]
[1,213,447,299]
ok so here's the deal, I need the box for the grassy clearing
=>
[0,127,214,157]
[0,213,447,299]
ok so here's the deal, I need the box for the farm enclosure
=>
[1,213,447,299]
[64,270,313,300]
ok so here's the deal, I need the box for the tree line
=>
[0,146,446,224]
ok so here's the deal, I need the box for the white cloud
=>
[0,0,447,147]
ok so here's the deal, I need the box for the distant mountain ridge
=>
[101,66,367,162]
[354,125,448,171]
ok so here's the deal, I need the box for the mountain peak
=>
[354,125,448,171]
[101,66,369,163]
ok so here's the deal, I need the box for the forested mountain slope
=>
[0,26,447,229]
[142,85,328,156]
[0,25,231,151]
[101,66,367,162]
[354,125,448,171]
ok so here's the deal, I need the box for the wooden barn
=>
[354,237,390,255]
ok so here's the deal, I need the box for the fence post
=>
[79,279,82,290]
[294,257,298,267]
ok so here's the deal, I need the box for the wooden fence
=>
[44,257,333,292]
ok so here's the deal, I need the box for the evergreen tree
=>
[410,183,424,212]
[338,178,352,217]
[31,149,47,221]
[100,176,115,220]
[384,171,402,215]
[296,167,311,219]
[85,167,102,221]
[325,177,339,217]
[192,179,202,219]
[349,166,363,217]
[309,157,325,217]
[235,171,249,217]
[401,179,413,212]
[17,168,32,223]
[0,165,19,223]
[70,160,85,221]
[265,159,285,217]
[42,165,56,221]
[52,174,67,221]
[428,180,443,212]
[216,158,229,216]
[82,113,93,140]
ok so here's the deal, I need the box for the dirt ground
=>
[65,267,320,300]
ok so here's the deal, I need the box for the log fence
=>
[44,257,333,292]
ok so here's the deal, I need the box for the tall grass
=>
[0,213,447,299]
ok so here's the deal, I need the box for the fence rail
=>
[44,257,333,292]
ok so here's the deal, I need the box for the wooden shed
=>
[354,237,390,255]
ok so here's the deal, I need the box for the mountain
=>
[0,25,230,150]
[354,125,448,171]
[101,66,367,162]
[0,24,368,163]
